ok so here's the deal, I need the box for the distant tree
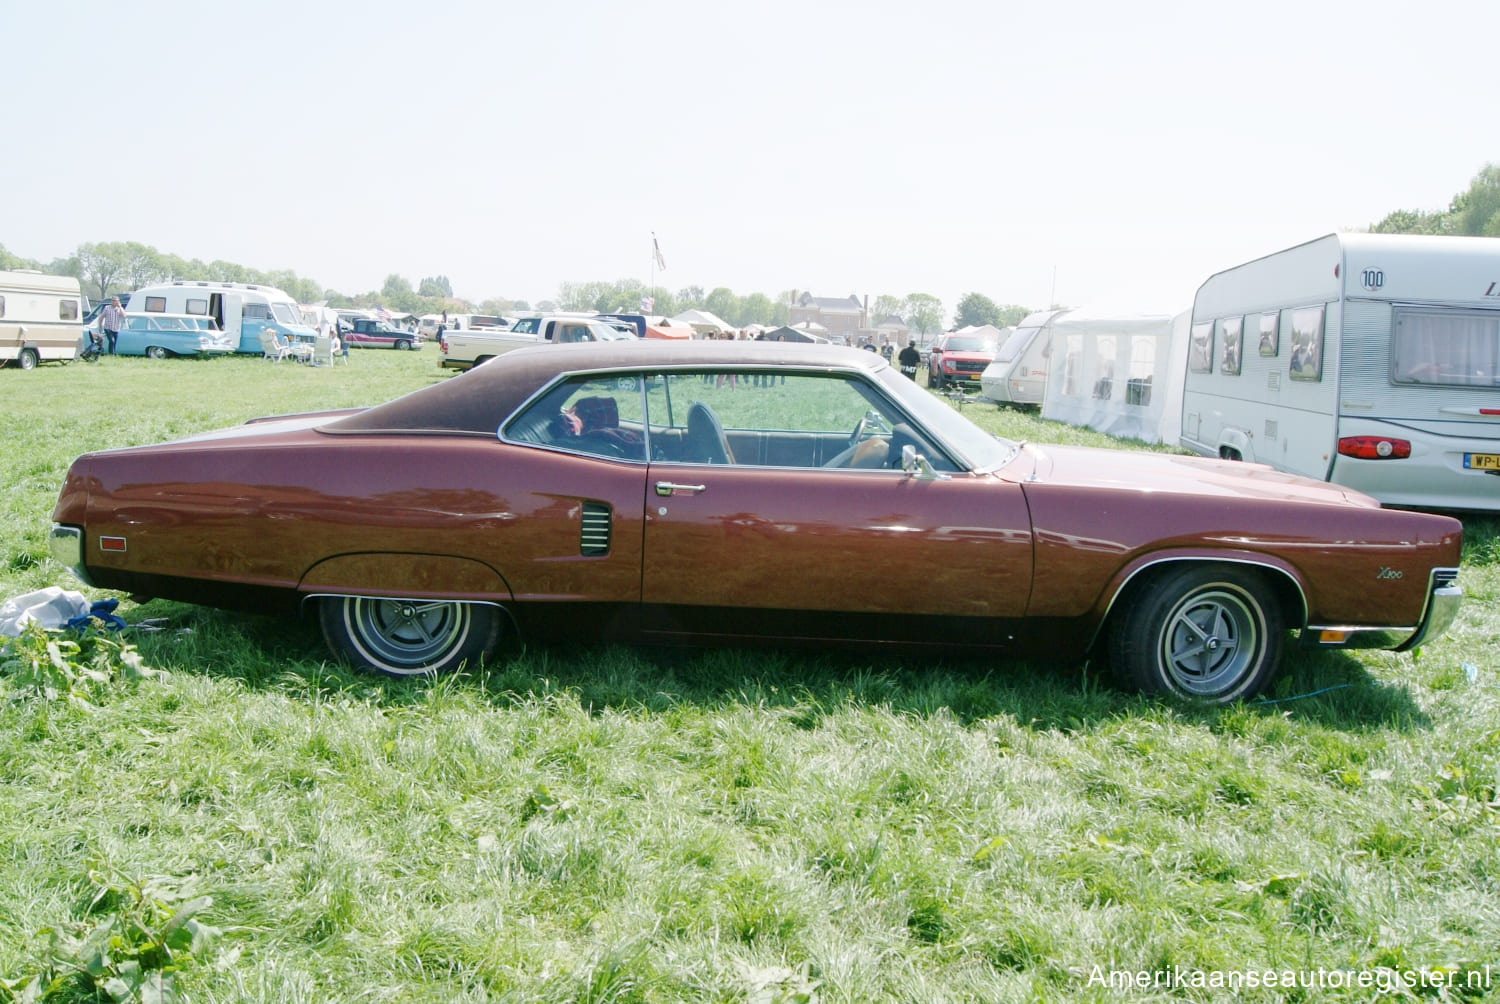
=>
[382,274,413,299]
[208,260,249,283]
[0,244,38,270]
[556,280,613,312]
[871,294,904,323]
[1450,164,1500,237]
[953,292,1003,329]
[419,275,453,298]
[676,285,705,308]
[478,297,514,315]
[903,293,944,335]
[536,299,557,312]
[704,287,740,324]
[1371,208,1451,235]
[46,255,81,280]
[76,242,133,300]
[740,292,777,325]
[511,300,530,312]
[995,304,1030,326]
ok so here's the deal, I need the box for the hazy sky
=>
[5,0,1494,320]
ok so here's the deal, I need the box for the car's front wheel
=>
[395,339,412,351]
[1109,565,1283,703]
[319,596,501,676]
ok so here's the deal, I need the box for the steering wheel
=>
[847,416,867,449]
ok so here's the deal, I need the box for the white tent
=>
[1040,308,1190,445]
[670,309,736,335]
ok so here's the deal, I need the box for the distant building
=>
[789,292,865,342]
[876,314,910,344]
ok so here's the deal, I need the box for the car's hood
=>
[1009,443,1379,507]
[939,350,994,362]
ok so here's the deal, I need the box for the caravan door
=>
[212,293,249,353]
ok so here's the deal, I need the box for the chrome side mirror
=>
[901,444,950,481]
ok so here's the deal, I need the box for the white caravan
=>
[980,309,1066,406]
[1,270,84,369]
[127,280,317,354]
[1041,309,1190,444]
[1180,233,1500,511]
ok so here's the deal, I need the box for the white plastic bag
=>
[0,587,91,638]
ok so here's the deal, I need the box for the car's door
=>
[637,369,1033,642]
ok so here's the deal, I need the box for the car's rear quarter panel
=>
[62,432,648,610]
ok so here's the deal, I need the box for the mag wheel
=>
[146,345,168,359]
[1109,565,1283,703]
[320,596,500,677]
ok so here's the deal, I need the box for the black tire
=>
[319,596,501,677]
[1108,565,1283,703]
[17,347,39,371]
[395,339,412,351]
[146,345,168,359]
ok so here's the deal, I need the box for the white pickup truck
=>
[439,316,636,371]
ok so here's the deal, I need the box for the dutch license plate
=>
[1464,453,1500,471]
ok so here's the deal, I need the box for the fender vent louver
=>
[580,501,612,556]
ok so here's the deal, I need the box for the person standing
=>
[101,296,126,356]
[898,340,921,379]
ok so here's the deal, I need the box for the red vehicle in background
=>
[928,329,999,391]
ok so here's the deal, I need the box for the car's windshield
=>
[996,326,1037,362]
[872,366,1019,470]
[945,336,998,353]
[271,302,302,325]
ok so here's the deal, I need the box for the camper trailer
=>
[127,281,317,354]
[980,309,1066,406]
[1180,233,1500,511]
[1,270,84,369]
[1040,309,1189,444]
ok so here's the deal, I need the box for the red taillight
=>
[1337,436,1411,460]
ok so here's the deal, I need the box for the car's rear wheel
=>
[17,347,39,371]
[319,596,501,676]
[1109,565,1282,703]
[146,345,168,359]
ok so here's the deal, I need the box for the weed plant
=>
[0,352,1496,1002]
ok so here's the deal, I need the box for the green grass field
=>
[2,351,1497,1002]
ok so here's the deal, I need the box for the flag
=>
[640,295,654,312]
[375,306,392,322]
[652,232,666,271]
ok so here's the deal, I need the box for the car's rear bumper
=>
[1302,567,1462,651]
[48,523,95,587]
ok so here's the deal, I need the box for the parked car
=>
[928,330,1000,391]
[345,318,421,350]
[115,313,234,358]
[50,342,1463,703]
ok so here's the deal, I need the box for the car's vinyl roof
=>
[322,341,887,436]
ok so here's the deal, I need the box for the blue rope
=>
[1251,683,1355,706]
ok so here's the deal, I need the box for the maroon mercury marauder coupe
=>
[49,341,1463,703]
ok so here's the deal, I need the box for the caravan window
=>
[1063,335,1083,395]
[59,299,79,321]
[1391,307,1500,388]
[997,326,1037,363]
[1189,322,1213,373]
[1287,306,1325,382]
[271,303,302,325]
[1257,312,1279,356]
[0,296,5,317]
[185,298,208,315]
[243,304,272,320]
[142,296,167,313]
[1127,336,1155,406]
[1092,336,1115,400]
[1217,317,1243,375]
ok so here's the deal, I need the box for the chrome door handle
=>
[655,481,706,496]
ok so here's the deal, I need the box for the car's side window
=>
[644,371,949,470]
[503,375,647,462]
